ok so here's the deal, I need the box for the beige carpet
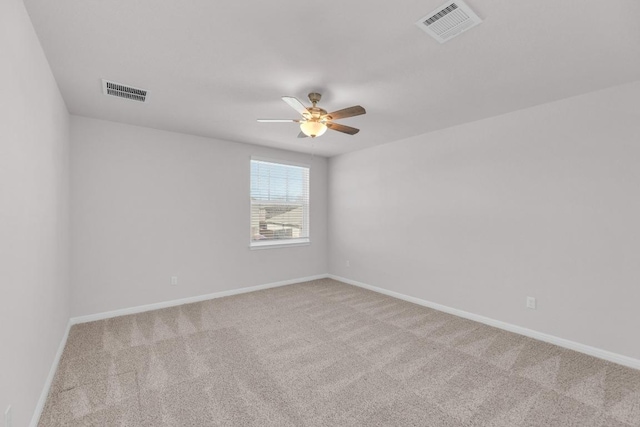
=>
[39,278,640,426]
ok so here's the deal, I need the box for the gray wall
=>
[328,81,640,360]
[70,116,328,316]
[0,0,70,425]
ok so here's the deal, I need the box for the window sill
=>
[250,239,310,250]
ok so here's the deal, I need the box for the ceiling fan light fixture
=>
[300,120,327,138]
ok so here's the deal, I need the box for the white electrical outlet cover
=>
[5,405,12,427]
[526,297,537,310]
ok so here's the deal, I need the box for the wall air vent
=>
[415,0,482,43]
[101,79,148,102]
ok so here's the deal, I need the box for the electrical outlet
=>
[526,296,537,310]
[5,405,12,427]
[346,260,350,268]
[170,276,178,286]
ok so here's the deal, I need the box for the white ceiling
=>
[24,0,640,157]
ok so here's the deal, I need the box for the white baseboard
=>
[329,274,640,371]
[70,274,329,325]
[30,319,72,427]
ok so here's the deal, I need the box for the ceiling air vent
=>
[101,79,148,102]
[415,0,482,43]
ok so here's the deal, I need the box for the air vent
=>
[101,79,148,102]
[415,0,482,43]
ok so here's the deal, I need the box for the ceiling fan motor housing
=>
[308,107,328,120]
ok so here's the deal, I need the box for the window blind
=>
[250,159,310,245]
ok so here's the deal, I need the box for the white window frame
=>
[249,156,310,250]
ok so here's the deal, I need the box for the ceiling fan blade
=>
[326,122,360,135]
[297,131,308,138]
[323,105,366,121]
[257,119,300,122]
[282,96,310,118]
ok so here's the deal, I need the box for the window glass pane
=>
[250,159,309,244]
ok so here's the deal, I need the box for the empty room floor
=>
[39,279,640,426]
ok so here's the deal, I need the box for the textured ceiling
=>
[24,0,640,157]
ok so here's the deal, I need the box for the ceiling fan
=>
[258,93,366,138]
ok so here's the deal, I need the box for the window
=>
[250,158,310,248]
